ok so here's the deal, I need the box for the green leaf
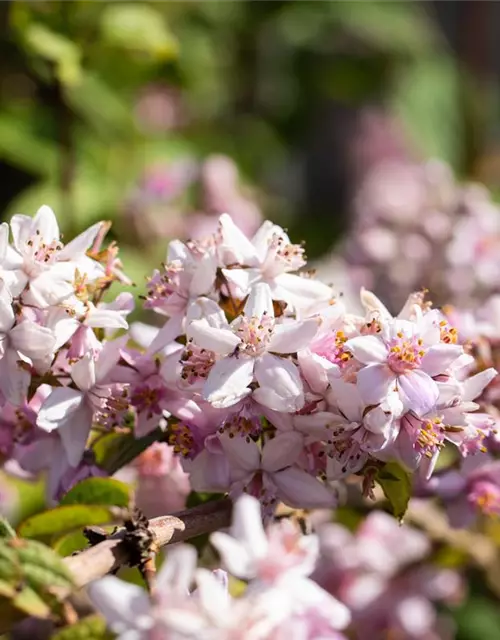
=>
[53,531,90,558]
[94,427,163,474]
[377,462,412,521]
[0,517,16,540]
[0,114,58,176]
[59,478,130,508]
[18,505,114,540]
[100,4,178,60]
[52,615,113,640]
[23,24,82,85]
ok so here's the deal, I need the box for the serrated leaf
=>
[18,505,114,539]
[52,615,113,640]
[377,462,412,521]
[59,478,130,508]
[0,517,16,539]
[16,539,74,592]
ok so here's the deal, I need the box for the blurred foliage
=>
[1,2,499,637]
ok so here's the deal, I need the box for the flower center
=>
[235,312,274,357]
[180,342,216,384]
[314,330,353,367]
[416,417,444,457]
[387,332,426,373]
[144,261,183,310]
[130,381,165,419]
[269,233,306,271]
[469,481,500,517]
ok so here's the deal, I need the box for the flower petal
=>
[345,335,388,365]
[58,222,102,260]
[204,357,254,408]
[356,364,396,405]
[261,431,304,472]
[219,213,259,265]
[268,318,320,354]
[272,466,336,509]
[398,370,439,416]
[219,431,260,475]
[254,353,304,412]
[244,282,274,318]
[329,378,364,423]
[462,368,498,401]
[88,576,151,632]
[157,544,198,593]
[37,387,85,433]
[420,344,462,376]
[189,322,240,356]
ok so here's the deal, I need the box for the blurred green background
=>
[1,2,500,637]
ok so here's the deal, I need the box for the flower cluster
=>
[342,158,500,313]
[0,205,496,513]
[313,510,463,639]
[89,494,352,640]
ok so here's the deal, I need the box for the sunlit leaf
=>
[59,478,130,508]
[23,24,82,85]
[18,505,114,539]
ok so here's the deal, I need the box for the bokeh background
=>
[2,2,500,638]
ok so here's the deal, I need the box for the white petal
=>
[345,335,388,364]
[230,494,267,558]
[329,378,364,422]
[221,268,259,297]
[462,368,498,401]
[274,273,333,305]
[71,355,96,391]
[268,318,320,354]
[189,321,240,356]
[157,544,198,593]
[261,431,304,472]
[398,370,439,416]
[420,344,462,376]
[88,576,151,631]
[210,532,255,580]
[272,467,336,509]
[190,252,217,297]
[10,214,32,252]
[58,400,94,466]
[360,287,391,320]
[148,314,183,355]
[244,282,274,318]
[0,223,9,264]
[58,222,102,260]
[187,297,229,328]
[219,432,260,475]
[203,357,254,408]
[219,213,259,265]
[0,287,14,332]
[86,308,128,330]
[0,350,30,405]
[356,364,396,405]
[9,321,56,364]
[32,205,60,243]
[254,353,304,412]
[37,387,85,433]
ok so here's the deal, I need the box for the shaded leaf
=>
[59,478,130,508]
[53,531,92,558]
[23,24,82,85]
[95,427,163,474]
[377,461,412,521]
[18,505,114,539]
[0,517,16,540]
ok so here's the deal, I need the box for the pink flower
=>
[188,283,320,411]
[346,312,462,416]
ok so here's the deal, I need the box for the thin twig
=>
[64,498,233,589]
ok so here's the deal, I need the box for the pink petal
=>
[58,400,94,466]
[398,370,439,416]
[344,336,388,365]
[204,357,254,408]
[462,368,498,401]
[0,288,14,332]
[420,344,462,376]
[261,431,304,472]
[219,213,259,266]
[219,432,260,476]
[9,321,56,365]
[271,466,336,509]
[0,350,30,405]
[356,364,396,405]
[253,353,304,412]
[37,387,85,433]
[58,222,102,260]
[268,318,320,354]
[88,576,151,630]
[329,379,364,423]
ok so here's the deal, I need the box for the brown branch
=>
[64,498,233,589]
